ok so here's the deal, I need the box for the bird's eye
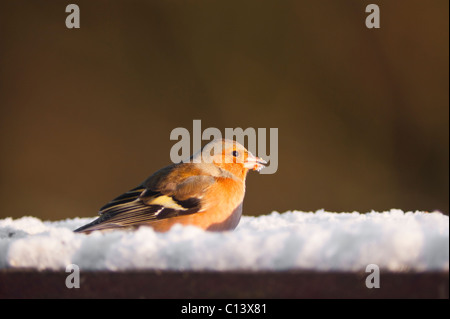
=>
[232,150,239,157]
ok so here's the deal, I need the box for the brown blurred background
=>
[0,0,448,221]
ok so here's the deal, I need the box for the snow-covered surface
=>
[0,210,448,271]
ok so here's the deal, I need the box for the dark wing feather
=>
[140,189,201,219]
[74,163,216,233]
[74,202,163,232]
[99,185,145,213]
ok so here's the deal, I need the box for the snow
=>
[0,210,448,271]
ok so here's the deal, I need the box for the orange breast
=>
[145,177,245,232]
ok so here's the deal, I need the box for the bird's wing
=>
[74,164,216,233]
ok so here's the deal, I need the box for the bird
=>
[74,138,266,233]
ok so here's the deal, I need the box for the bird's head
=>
[198,139,267,178]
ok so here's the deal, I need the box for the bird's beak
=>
[244,153,267,172]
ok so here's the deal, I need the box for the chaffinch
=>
[74,139,266,233]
